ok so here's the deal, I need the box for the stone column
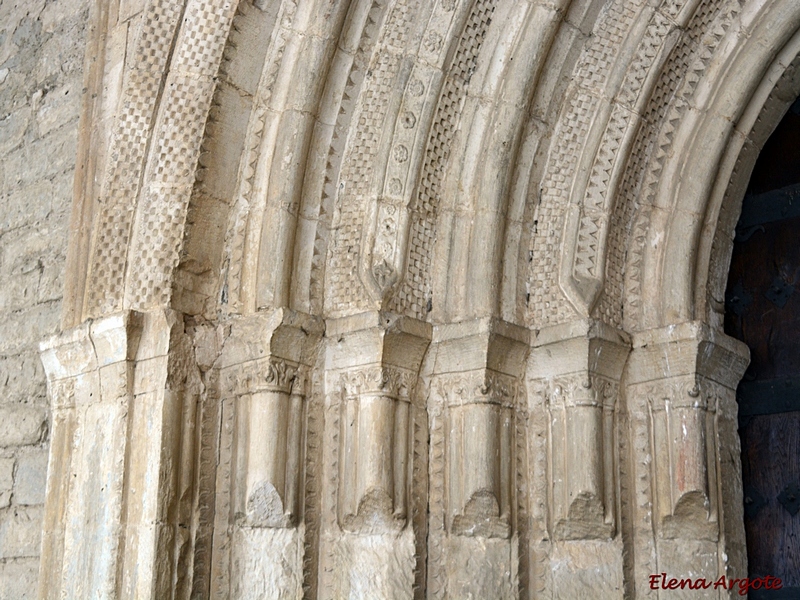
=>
[38,309,202,599]
[211,309,322,599]
[318,312,431,600]
[526,319,630,598]
[626,322,749,598]
[426,318,529,600]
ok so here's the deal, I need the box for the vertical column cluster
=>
[212,309,323,598]
[39,310,202,599]
[228,357,305,528]
[427,319,529,600]
[626,322,750,582]
[319,312,430,599]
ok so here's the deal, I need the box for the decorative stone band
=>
[431,369,519,410]
[544,373,619,409]
[627,321,750,541]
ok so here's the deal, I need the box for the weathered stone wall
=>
[0,1,88,596]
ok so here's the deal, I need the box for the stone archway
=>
[34,0,800,598]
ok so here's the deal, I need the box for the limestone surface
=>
[3,0,799,598]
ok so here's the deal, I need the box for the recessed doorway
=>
[725,96,800,599]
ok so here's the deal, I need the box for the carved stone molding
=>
[334,364,417,533]
[325,314,430,534]
[642,376,722,540]
[205,310,324,600]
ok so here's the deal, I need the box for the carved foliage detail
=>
[220,357,300,398]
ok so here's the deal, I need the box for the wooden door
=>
[725,101,800,600]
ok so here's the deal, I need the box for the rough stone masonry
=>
[0,1,89,598]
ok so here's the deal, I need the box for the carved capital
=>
[528,320,630,540]
[340,364,416,401]
[426,320,530,542]
[542,373,619,409]
[431,369,519,408]
[326,313,431,535]
[627,322,749,540]
[429,369,518,540]
[334,364,422,534]
[214,310,323,530]
[627,321,749,390]
[216,309,323,395]
[220,356,300,398]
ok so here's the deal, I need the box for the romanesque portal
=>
[29,0,800,597]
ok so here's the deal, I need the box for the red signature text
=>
[649,573,782,595]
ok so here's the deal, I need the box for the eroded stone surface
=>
[2,0,798,597]
[0,0,89,593]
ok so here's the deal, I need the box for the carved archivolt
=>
[45,0,800,597]
[65,0,800,334]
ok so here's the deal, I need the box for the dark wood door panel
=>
[740,412,800,585]
[724,99,800,599]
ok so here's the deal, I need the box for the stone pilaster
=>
[210,309,323,599]
[527,319,630,598]
[426,318,529,600]
[38,309,202,600]
[318,312,431,600]
[625,322,749,599]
